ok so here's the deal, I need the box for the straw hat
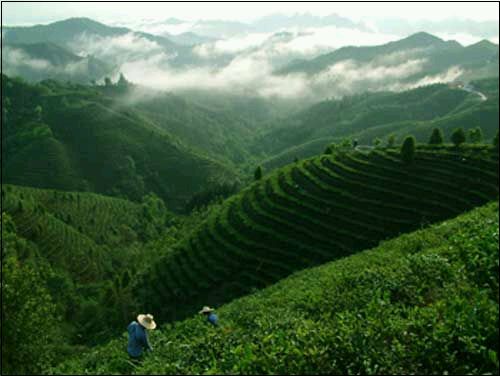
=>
[199,306,215,314]
[137,314,157,330]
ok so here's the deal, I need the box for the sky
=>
[1,1,499,25]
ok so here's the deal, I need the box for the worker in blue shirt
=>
[199,306,218,326]
[127,313,156,358]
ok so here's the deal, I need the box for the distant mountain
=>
[2,42,114,83]
[2,17,197,67]
[278,32,499,84]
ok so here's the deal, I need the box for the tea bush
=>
[54,202,499,375]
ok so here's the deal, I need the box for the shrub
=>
[387,134,396,148]
[254,166,263,181]
[451,128,466,147]
[468,127,483,144]
[373,138,382,148]
[400,136,416,164]
[429,128,444,145]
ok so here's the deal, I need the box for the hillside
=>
[2,75,239,211]
[1,183,179,348]
[54,201,499,374]
[254,78,499,169]
[133,146,499,323]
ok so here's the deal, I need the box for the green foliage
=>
[1,75,238,211]
[429,127,444,145]
[133,147,498,327]
[372,137,382,148]
[54,203,499,375]
[387,134,396,148]
[185,180,241,212]
[400,136,416,163]
[257,78,498,172]
[254,166,263,181]
[340,138,352,148]
[494,131,499,151]
[1,215,63,375]
[451,128,467,147]
[468,127,484,143]
[323,146,334,155]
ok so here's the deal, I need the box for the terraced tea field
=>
[136,146,499,321]
[2,184,170,281]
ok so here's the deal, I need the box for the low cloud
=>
[3,46,96,80]
[71,32,166,64]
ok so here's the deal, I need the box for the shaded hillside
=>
[134,146,499,323]
[55,201,499,375]
[2,75,238,210]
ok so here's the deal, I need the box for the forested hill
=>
[1,75,239,211]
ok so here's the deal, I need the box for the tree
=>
[34,105,43,121]
[401,136,416,164]
[387,134,396,148]
[104,77,112,87]
[340,138,352,148]
[373,138,382,148]
[254,166,263,181]
[2,217,62,374]
[494,131,499,151]
[429,128,444,145]
[324,146,334,155]
[451,128,466,147]
[468,127,483,144]
[117,73,129,87]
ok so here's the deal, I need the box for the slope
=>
[54,201,499,375]
[2,75,238,211]
[254,83,481,156]
[133,145,499,323]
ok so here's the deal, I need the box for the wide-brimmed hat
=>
[137,314,157,330]
[198,306,215,314]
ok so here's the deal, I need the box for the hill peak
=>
[398,31,445,47]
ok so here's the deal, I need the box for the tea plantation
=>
[54,201,499,374]
[134,146,499,323]
[2,184,173,282]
